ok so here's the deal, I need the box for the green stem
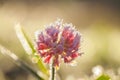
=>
[50,61,56,80]
[51,65,55,80]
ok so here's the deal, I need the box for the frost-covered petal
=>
[37,43,48,50]
[35,19,82,68]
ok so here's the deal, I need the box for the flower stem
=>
[51,65,55,80]
[50,61,56,80]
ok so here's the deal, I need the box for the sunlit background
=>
[0,1,120,80]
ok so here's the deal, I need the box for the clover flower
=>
[35,19,82,68]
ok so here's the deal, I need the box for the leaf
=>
[96,74,111,80]
[15,24,49,76]
[37,58,49,76]
[32,54,49,76]
[0,45,44,80]
[15,24,35,55]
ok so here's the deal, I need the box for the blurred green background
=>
[0,1,120,80]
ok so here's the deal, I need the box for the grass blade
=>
[0,45,44,80]
[15,24,35,55]
[15,24,49,76]
[96,74,111,80]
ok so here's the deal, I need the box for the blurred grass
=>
[0,1,120,80]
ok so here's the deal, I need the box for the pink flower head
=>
[35,19,82,68]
